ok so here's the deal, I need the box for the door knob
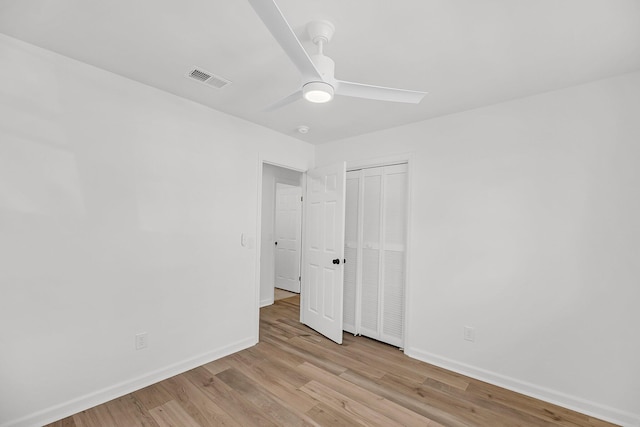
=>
[274,241,278,245]
[332,258,340,265]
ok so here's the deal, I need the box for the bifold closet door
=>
[343,172,360,334]
[342,164,407,347]
[379,164,407,346]
[360,168,383,339]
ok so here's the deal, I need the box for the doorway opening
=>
[259,163,303,308]
[256,156,411,350]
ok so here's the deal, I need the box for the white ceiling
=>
[1,0,639,144]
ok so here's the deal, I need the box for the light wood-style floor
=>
[274,287,298,301]
[47,296,616,426]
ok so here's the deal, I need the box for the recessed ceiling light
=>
[297,125,310,134]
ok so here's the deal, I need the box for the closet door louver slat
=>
[382,250,405,345]
[360,248,380,333]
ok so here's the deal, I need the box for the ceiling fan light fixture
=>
[303,81,334,103]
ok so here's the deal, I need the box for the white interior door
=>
[301,162,346,344]
[274,183,302,293]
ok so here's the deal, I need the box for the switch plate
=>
[463,326,475,342]
[135,332,148,350]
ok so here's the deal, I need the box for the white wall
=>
[316,72,640,426]
[259,164,302,306]
[0,34,313,427]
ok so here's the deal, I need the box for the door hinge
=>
[300,196,303,202]
[298,276,301,281]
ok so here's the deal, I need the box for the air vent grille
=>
[189,69,211,82]
[186,67,231,89]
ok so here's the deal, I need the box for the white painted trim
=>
[346,152,413,171]
[254,158,265,346]
[299,172,307,325]
[262,160,307,174]
[405,348,640,427]
[2,337,256,427]
[402,155,414,351]
[255,156,309,341]
[260,297,274,307]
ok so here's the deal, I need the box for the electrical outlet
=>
[463,326,475,342]
[135,332,148,350]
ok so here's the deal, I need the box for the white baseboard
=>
[260,297,274,307]
[405,348,640,427]
[2,337,256,427]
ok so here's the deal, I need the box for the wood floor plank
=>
[149,400,201,427]
[158,374,241,426]
[130,383,174,412]
[465,380,597,427]
[224,355,319,412]
[69,413,91,427]
[248,340,307,373]
[300,379,405,427]
[339,368,471,427]
[343,334,471,391]
[183,366,277,426]
[297,361,439,426]
[422,377,557,426]
[260,334,348,376]
[215,367,316,426]
[378,371,522,427]
[262,319,301,339]
[104,394,160,427]
[278,317,325,338]
[423,366,472,391]
[248,352,312,389]
[201,357,234,375]
[72,404,118,427]
[336,338,431,384]
[306,402,367,427]
[289,334,388,380]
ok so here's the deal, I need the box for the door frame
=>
[254,153,413,352]
[255,158,307,343]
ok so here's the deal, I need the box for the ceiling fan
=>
[248,0,427,111]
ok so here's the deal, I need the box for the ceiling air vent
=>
[186,67,231,89]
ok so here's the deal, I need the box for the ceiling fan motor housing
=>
[307,20,335,44]
[310,54,335,82]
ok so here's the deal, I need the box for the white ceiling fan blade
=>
[335,80,427,104]
[248,0,321,81]
[263,90,302,112]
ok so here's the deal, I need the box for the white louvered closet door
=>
[343,171,360,334]
[342,164,407,347]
